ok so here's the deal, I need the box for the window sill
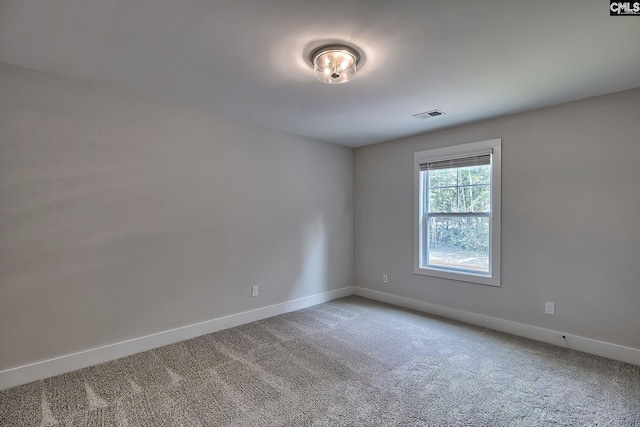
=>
[414,266,500,287]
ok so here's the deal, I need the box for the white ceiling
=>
[1,0,639,147]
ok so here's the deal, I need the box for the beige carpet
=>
[1,296,639,426]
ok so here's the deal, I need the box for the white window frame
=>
[413,138,501,286]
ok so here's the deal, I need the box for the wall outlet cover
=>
[545,301,555,315]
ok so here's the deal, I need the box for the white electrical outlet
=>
[383,274,388,283]
[545,301,555,315]
[251,286,259,297]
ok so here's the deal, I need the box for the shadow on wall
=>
[291,215,328,298]
[255,214,329,302]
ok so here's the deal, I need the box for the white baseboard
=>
[353,287,640,367]
[3,285,637,391]
[0,286,355,391]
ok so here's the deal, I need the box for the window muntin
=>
[414,139,501,286]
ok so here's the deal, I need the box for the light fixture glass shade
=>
[312,46,359,84]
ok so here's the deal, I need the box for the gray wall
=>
[0,62,353,371]
[355,88,640,350]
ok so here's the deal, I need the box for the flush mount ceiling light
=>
[311,45,361,84]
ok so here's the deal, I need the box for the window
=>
[414,139,501,286]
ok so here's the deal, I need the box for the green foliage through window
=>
[428,165,490,213]
[424,164,491,271]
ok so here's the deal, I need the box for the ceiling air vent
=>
[412,109,446,120]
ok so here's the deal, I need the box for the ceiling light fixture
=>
[311,45,361,84]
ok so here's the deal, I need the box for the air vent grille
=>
[412,109,446,120]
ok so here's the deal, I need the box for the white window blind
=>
[419,153,491,171]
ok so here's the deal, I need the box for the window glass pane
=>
[427,216,489,273]
[457,185,490,212]
[428,187,457,212]
[458,165,491,186]
[428,168,457,188]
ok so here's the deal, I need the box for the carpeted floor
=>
[1,296,639,426]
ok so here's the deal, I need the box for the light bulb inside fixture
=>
[311,45,360,84]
